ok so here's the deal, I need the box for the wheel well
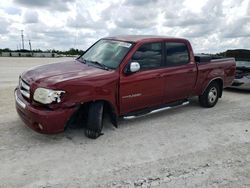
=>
[210,79,223,98]
[99,100,118,127]
[66,100,118,129]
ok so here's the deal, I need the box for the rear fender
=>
[201,77,224,97]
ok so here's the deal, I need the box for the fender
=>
[201,77,224,97]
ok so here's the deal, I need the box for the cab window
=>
[165,42,189,66]
[131,42,162,70]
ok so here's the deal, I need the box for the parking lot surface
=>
[0,57,249,188]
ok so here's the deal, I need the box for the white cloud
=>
[0,0,249,53]
[0,17,9,34]
[4,7,22,15]
[14,0,74,11]
[22,10,39,23]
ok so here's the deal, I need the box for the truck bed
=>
[194,56,236,95]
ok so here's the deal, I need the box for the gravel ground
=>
[0,57,249,188]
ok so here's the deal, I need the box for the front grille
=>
[20,79,30,100]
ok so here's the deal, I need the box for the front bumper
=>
[15,88,76,134]
[229,77,250,90]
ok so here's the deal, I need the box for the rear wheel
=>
[199,82,220,108]
[84,101,104,139]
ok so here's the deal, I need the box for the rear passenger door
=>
[163,42,197,103]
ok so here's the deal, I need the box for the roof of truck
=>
[103,35,187,43]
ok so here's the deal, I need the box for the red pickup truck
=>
[15,35,236,138]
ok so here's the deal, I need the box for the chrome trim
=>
[212,58,235,62]
[123,101,189,120]
[122,93,142,99]
[20,89,30,98]
[21,80,30,91]
[15,91,26,109]
[208,87,218,103]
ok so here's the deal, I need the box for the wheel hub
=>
[208,87,217,103]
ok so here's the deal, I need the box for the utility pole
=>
[29,40,32,52]
[21,30,24,50]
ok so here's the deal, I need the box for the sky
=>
[0,0,249,53]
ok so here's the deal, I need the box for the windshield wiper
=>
[77,57,87,64]
[87,60,110,70]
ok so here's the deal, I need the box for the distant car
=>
[230,61,250,90]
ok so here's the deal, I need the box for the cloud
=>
[164,12,208,27]
[223,17,250,38]
[14,0,50,7]
[0,0,249,53]
[124,0,158,6]
[14,0,74,11]
[0,18,9,34]
[4,7,22,15]
[101,1,159,30]
[22,10,39,23]
[22,24,75,50]
[67,11,105,29]
[115,10,158,29]
[248,1,250,15]
[162,0,226,39]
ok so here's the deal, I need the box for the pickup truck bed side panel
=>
[195,58,236,95]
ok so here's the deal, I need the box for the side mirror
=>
[124,62,140,74]
[130,62,140,73]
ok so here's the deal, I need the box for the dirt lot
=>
[0,57,250,188]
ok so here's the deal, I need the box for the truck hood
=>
[21,60,115,86]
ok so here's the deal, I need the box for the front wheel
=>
[84,101,104,139]
[199,82,220,108]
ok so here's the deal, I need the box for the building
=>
[1,52,58,57]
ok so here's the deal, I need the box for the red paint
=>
[15,36,236,133]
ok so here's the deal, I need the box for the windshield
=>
[79,39,132,69]
[236,61,250,68]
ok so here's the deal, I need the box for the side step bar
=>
[123,100,189,120]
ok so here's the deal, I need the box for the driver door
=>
[119,42,165,115]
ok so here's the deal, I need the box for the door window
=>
[165,42,189,66]
[131,42,162,70]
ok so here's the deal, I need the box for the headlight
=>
[33,88,65,104]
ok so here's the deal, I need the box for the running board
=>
[123,100,189,120]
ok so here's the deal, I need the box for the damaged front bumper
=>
[15,88,76,134]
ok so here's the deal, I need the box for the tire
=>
[199,82,220,108]
[84,101,104,139]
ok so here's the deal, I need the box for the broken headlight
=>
[33,88,65,104]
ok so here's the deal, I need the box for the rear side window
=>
[165,42,189,66]
[131,42,162,70]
